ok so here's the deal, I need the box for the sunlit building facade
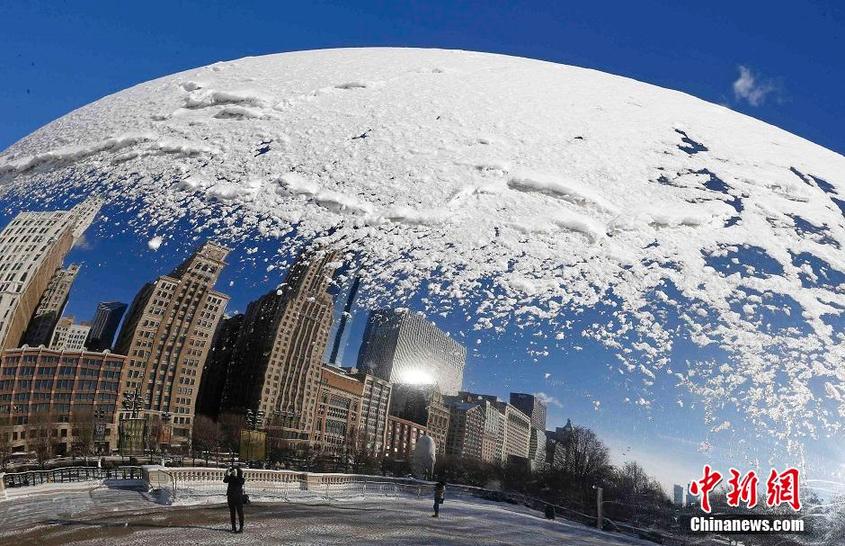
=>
[114,241,229,444]
[22,264,80,347]
[0,197,100,352]
[357,309,466,395]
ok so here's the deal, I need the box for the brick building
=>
[0,347,125,455]
[385,415,428,462]
[312,366,364,453]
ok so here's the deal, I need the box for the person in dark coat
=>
[223,466,246,532]
[432,481,446,517]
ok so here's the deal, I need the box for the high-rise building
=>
[86,301,128,351]
[312,366,364,453]
[497,401,531,462]
[546,436,565,469]
[389,383,450,455]
[452,391,504,463]
[673,484,685,506]
[326,276,360,366]
[22,264,80,347]
[445,401,485,460]
[357,309,466,395]
[114,241,229,444]
[195,313,243,418]
[509,393,548,468]
[0,346,125,455]
[0,197,101,352]
[218,249,337,449]
[528,427,547,467]
[347,368,392,455]
[509,393,547,431]
[49,316,90,351]
[546,418,573,470]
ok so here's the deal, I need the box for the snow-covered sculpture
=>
[2,48,844,456]
[412,434,436,479]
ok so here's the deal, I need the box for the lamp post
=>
[119,388,144,460]
[593,484,604,530]
[93,406,106,457]
[244,409,265,465]
[160,412,171,465]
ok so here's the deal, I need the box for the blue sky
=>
[0,1,842,156]
[1,1,843,492]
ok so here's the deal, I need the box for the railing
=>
[144,469,676,542]
[2,465,144,489]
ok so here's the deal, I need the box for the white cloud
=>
[73,232,93,250]
[534,391,562,408]
[732,65,777,107]
[147,235,163,251]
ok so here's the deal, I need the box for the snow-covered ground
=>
[1,482,652,545]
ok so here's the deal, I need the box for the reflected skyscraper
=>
[0,197,101,351]
[22,263,80,347]
[357,309,466,395]
[86,300,127,351]
[115,241,230,444]
[327,276,360,366]
[218,248,338,449]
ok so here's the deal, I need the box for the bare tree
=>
[192,414,221,465]
[559,425,612,483]
[0,411,13,470]
[29,411,57,468]
[70,404,95,464]
[218,411,245,461]
[145,414,163,457]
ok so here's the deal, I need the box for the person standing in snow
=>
[432,481,446,517]
[223,466,246,533]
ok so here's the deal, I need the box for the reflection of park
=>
[0,471,654,546]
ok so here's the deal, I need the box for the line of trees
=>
[0,405,111,469]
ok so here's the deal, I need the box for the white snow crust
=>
[1,48,844,448]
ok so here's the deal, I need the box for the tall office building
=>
[546,437,566,469]
[451,391,504,463]
[21,264,80,347]
[196,313,243,419]
[219,249,337,449]
[528,428,547,467]
[0,197,101,351]
[114,241,230,444]
[357,309,466,395]
[499,402,531,462]
[389,383,450,455]
[49,316,90,351]
[510,393,548,468]
[546,419,573,470]
[86,301,127,351]
[509,393,548,431]
[344,367,392,455]
[445,401,485,460]
[326,276,360,366]
[673,484,685,506]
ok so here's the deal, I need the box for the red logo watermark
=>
[689,466,800,513]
